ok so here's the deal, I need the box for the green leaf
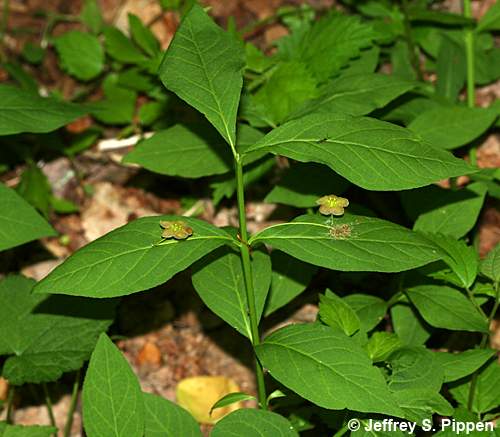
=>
[80,0,103,34]
[210,392,256,414]
[242,113,473,191]
[0,423,57,437]
[264,163,349,208]
[366,332,402,362]
[211,409,298,437]
[477,2,500,33]
[264,251,317,316]
[143,393,201,437]
[0,183,56,252]
[449,360,500,414]
[83,334,144,437]
[249,214,442,273]
[159,4,244,147]
[390,302,432,346]
[128,14,160,57]
[293,73,416,118]
[408,8,473,25]
[192,246,271,339]
[392,389,453,425]
[54,31,104,81]
[434,349,496,382]
[0,85,86,135]
[34,216,234,298]
[0,275,115,384]
[103,26,148,64]
[256,323,404,416]
[402,182,487,239]
[436,35,466,103]
[408,106,497,150]
[319,290,360,336]
[16,163,52,218]
[343,294,387,332]
[406,284,488,333]
[481,244,500,283]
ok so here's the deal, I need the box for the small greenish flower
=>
[316,194,349,216]
[159,220,193,240]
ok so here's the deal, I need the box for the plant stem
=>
[6,384,14,424]
[63,370,81,437]
[400,0,423,81]
[42,383,57,432]
[463,0,475,108]
[234,156,267,408]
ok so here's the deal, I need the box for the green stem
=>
[42,383,57,433]
[463,0,475,108]
[234,156,267,408]
[6,384,14,424]
[400,0,423,81]
[63,370,81,437]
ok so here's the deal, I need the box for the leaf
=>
[143,393,201,437]
[406,284,488,333]
[343,294,387,332]
[54,31,104,81]
[249,214,442,273]
[159,4,244,147]
[293,73,416,118]
[33,216,234,298]
[264,163,349,208]
[402,182,487,239]
[319,290,360,336]
[392,389,453,425]
[408,106,497,150]
[481,244,500,283]
[0,275,115,385]
[436,35,466,103]
[211,409,298,437]
[191,246,271,339]
[0,85,87,135]
[256,323,403,416]
[80,0,103,34]
[242,113,473,191]
[408,8,473,25]
[16,163,52,218]
[210,393,256,414]
[477,1,500,33]
[264,251,317,316]
[0,423,57,437]
[449,360,500,414]
[128,14,160,57]
[434,349,496,382]
[83,334,144,437]
[0,183,56,252]
[390,302,432,346]
[103,26,148,64]
[366,332,402,362]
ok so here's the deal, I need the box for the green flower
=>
[316,194,349,216]
[159,220,193,240]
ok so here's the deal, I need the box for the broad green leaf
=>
[264,250,317,316]
[256,323,404,416]
[481,244,500,283]
[365,332,402,362]
[319,290,360,336]
[249,214,442,273]
[210,392,256,414]
[0,423,57,437]
[422,234,479,289]
[390,302,432,346]
[434,349,496,382]
[159,4,244,147]
[0,275,115,385]
[387,346,444,392]
[264,163,349,208]
[242,113,473,191]
[381,95,442,125]
[449,360,500,414]
[211,409,298,437]
[16,163,52,218]
[338,46,380,77]
[0,183,56,252]
[128,14,160,57]
[143,393,201,437]
[436,35,466,103]
[83,334,144,437]
[54,31,104,81]
[406,284,488,333]
[191,246,271,339]
[80,0,103,34]
[408,8,473,25]
[0,85,86,135]
[402,182,487,239]
[409,106,497,150]
[391,40,416,80]
[477,2,500,33]
[343,294,387,332]
[392,389,453,424]
[34,216,234,298]
[103,26,148,64]
[293,73,416,118]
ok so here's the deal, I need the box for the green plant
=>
[1,0,500,435]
